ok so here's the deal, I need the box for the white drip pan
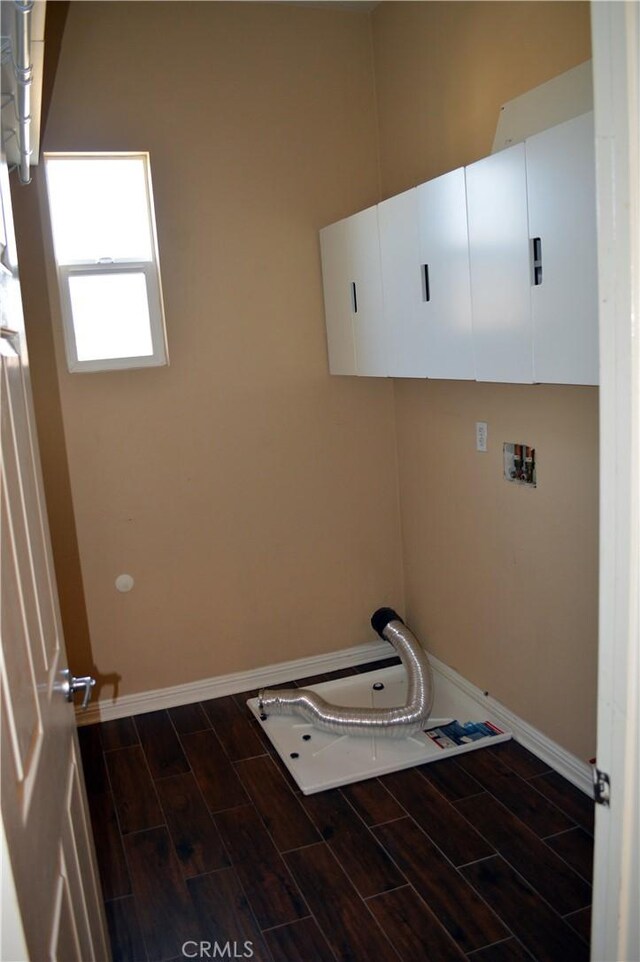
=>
[248,664,512,794]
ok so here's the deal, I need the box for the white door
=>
[526,112,599,385]
[319,217,357,376]
[378,188,427,378]
[0,159,109,961]
[466,142,534,384]
[417,167,475,380]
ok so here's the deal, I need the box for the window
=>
[44,152,168,372]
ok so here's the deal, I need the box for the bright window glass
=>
[69,273,153,361]
[44,152,167,373]
[46,157,153,263]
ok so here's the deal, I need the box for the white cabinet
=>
[526,112,598,385]
[377,170,475,380]
[377,188,425,377]
[417,167,475,380]
[465,142,534,384]
[348,206,387,377]
[320,113,598,386]
[319,205,386,377]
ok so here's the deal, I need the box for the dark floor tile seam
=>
[255,823,315,932]
[231,767,318,859]
[102,744,140,754]
[318,841,404,961]
[118,821,168,838]
[196,715,258,767]
[464,852,591,943]
[168,704,212,737]
[184,858,279,960]
[102,745,168,840]
[255,860,341,962]
[362,881,411,901]
[454,761,585,843]
[279,838,327,856]
[173,722,225,778]
[174,862,237,887]
[485,740,553,774]
[465,935,537,961]
[360,813,411,829]
[302,795,411,902]
[153,771,191,783]
[262,916,340,962]
[523,772,594,836]
[154,758,231,880]
[230,751,271,763]
[456,853,501,870]
[563,905,591,919]
[211,797,315,937]
[102,793,155,962]
[339,783,411,829]
[539,835,594,887]
[378,837,523,957]
[132,713,190,784]
[200,799,252,818]
[541,825,583,840]
[450,799,593,917]
[260,914,315,933]
[380,781,500,881]
[413,765,488,805]
[373,875,509,962]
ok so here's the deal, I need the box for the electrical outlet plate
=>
[476,421,488,452]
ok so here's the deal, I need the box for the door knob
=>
[61,669,96,710]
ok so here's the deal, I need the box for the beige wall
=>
[371,1,597,759]
[15,0,598,760]
[14,2,404,698]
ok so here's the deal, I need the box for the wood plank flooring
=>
[80,662,594,962]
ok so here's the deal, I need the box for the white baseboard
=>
[76,638,392,727]
[78,640,593,797]
[429,654,594,797]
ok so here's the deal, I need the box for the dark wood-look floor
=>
[79,661,594,962]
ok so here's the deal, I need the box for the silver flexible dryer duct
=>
[258,608,434,738]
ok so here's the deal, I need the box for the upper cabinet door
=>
[378,188,426,377]
[319,218,357,375]
[417,167,475,380]
[319,205,387,377]
[466,143,534,383]
[347,205,387,377]
[526,112,598,385]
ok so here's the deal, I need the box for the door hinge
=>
[593,767,611,806]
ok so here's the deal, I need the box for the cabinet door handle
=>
[532,237,543,286]
[422,264,430,302]
[350,281,358,314]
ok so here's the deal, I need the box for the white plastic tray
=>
[248,664,511,794]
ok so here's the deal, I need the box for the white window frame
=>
[43,151,168,373]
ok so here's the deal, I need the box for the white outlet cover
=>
[476,421,488,452]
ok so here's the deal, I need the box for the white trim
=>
[76,641,593,796]
[591,3,640,960]
[76,638,392,725]
[428,655,593,797]
[43,152,169,374]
